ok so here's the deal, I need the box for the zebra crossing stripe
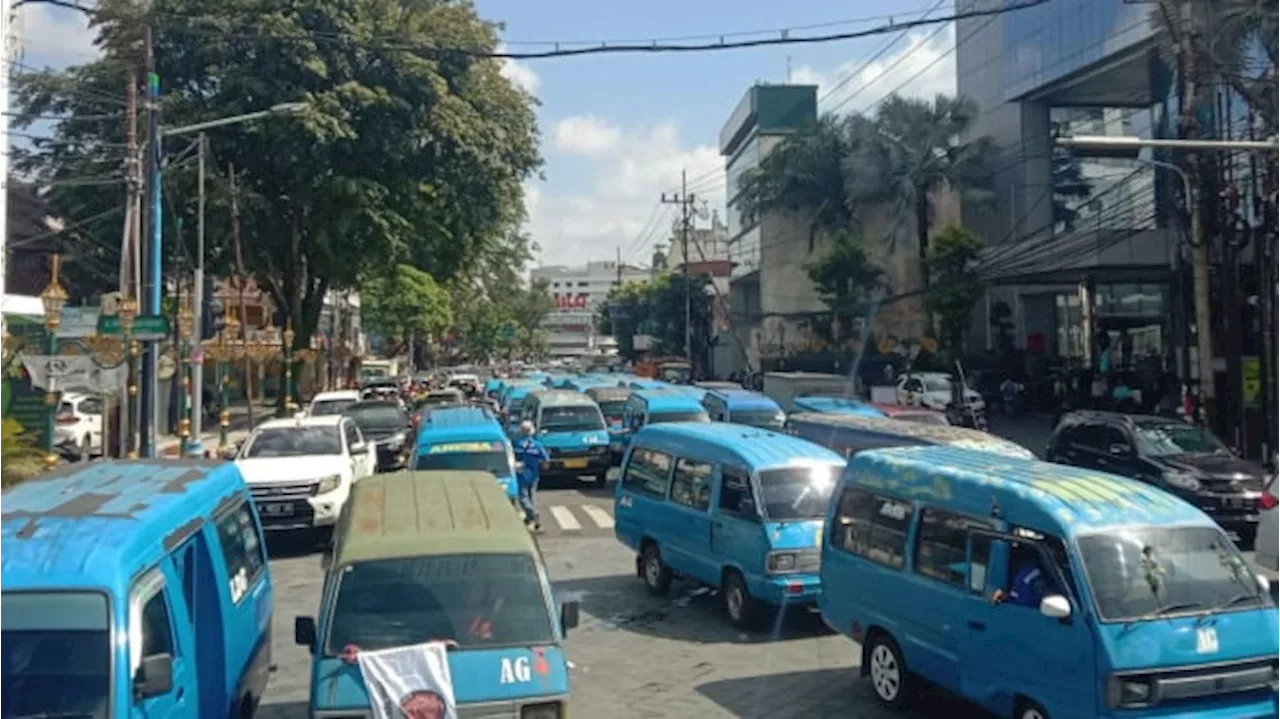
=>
[549,505,581,531]
[581,505,615,529]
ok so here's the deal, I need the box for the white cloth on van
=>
[356,642,458,719]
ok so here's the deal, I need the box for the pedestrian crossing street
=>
[539,502,616,535]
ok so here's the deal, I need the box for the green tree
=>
[499,278,555,355]
[924,225,985,358]
[598,281,650,362]
[14,0,541,352]
[737,114,854,235]
[846,95,997,325]
[598,274,713,366]
[805,230,888,342]
[361,264,452,358]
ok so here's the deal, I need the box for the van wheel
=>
[1016,699,1049,719]
[867,633,910,708]
[640,544,672,596]
[592,470,609,488]
[722,571,762,629]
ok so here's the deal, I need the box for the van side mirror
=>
[295,616,317,652]
[560,601,580,633]
[1108,443,1131,456]
[1039,594,1072,620]
[133,653,174,698]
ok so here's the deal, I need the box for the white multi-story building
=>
[532,261,650,358]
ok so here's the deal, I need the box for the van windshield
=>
[2,592,110,719]
[540,406,605,432]
[325,553,556,652]
[595,401,627,423]
[1076,526,1267,622]
[757,465,841,521]
[415,449,511,477]
[730,409,785,430]
[648,411,709,424]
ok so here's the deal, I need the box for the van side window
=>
[914,508,975,588]
[718,466,755,517]
[670,458,713,510]
[832,487,910,569]
[141,590,175,658]
[622,448,673,498]
[969,534,993,595]
[216,500,267,604]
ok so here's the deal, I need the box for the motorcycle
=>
[946,401,989,431]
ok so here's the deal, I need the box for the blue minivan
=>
[614,423,846,628]
[787,411,1034,460]
[514,390,612,486]
[415,405,519,500]
[701,388,787,430]
[821,445,1279,718]
[791,396,887,417]
[617,389,711,454]
[2,460,274,719]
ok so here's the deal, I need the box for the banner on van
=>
[357,641,458,719]
[427,441,504,454]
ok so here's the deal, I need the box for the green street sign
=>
[98,314,170,340]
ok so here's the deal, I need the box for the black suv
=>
[1046,411,1268,546]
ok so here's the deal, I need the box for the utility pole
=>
[140,25,159,457]
[661,170,696,365]
[1160,0,1216,430]
[190,132,206,450]
[122,71,140,458]
[615,246,622,287]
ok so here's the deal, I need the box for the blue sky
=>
[18,0,958,268]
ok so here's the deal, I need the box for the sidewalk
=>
[158,401,275,457]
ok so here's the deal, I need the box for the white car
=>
[54,391,104,460]
[307,389,361,417]
[1257,474,1278,584]
[234,415,376,540]
[896,372,985,412]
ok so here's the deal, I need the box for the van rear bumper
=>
[754,573,821,606]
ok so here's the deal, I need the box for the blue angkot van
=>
[821,445,1279,718]
[700,388,787,430]
[614,422,845,628]
[513,390,611,486]
[2,460,274,719]
[415,405,519,500]
[296,473,578,716]
[791,396,887,417]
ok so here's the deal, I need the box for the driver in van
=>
[994,543,1053,608]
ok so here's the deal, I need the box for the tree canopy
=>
[924,225,985,358]
[361,263,452,356]
[598,273,714,365]
[805,230,888,342]
[14,0,542,353]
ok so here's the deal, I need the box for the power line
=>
[819,0,947,108]
[147,0,1049,60]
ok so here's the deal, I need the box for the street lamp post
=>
[204,306,242,451]
[120,296,139,458]
[143,101,309,457]
[177,298,195,455]
[282,323,296,415]
[39,254,69,470]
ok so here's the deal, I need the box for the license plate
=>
[562,458,588,469]
[261,502,294,517]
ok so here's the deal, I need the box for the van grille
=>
[1153,658,1276,703]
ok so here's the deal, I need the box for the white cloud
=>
[526,119,721,267]
[553,114,622,155]
[794,23,957,115]
[15,4,100,66]
[497,46,540,95]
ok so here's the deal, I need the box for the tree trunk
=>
[916,194,933,336]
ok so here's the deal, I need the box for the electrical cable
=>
[817,0,947,106]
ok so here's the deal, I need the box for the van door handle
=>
[967,621,985,631]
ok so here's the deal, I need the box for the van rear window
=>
[2,592,110,719]
[325,554,555,652]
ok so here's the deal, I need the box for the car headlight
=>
[1106,674,1154,708]
[1163,471,1202,492]
[520,701,562,719]
[591,445,609,455]
[386,431,407,449]
[316,474,343,494]
[767,552,797,573]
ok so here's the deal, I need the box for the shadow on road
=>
[256,700,309,719]
[555,572,832,646]
[696,668,991,718]
[266,534,324,560]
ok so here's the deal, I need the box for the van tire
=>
[640,544,672,596]
[866,632,910,709]
[722,571,762,629]
[592,470,608,488]
[1015,699,1049,719]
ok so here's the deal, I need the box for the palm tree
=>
[844,94,998,329]
[736,114,855,238]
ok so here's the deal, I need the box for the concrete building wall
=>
[533,261,650,357]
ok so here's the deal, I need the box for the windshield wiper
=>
[1199,593,1262,622]
[1123,601,1204,632]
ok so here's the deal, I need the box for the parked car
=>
[895,372,984,413]
[1046,410,1268,546]
[1256,473,1278,590]
[53,391,103,461]
[307,389,361,417]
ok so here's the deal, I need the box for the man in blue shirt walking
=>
[513,420,550,531]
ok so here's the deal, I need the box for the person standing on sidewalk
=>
[513,421,549,531]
